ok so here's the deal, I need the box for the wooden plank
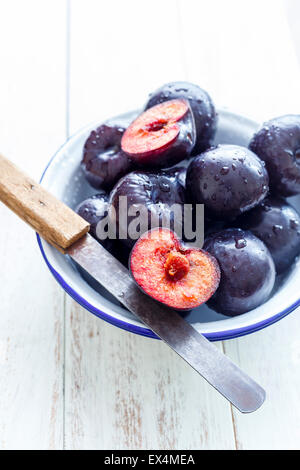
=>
[223,312,300,449]
[0,0,66,449]
[65,299,234,450]
[65,0,235,450]
[179,0,300,449]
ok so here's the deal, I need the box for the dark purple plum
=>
[109,168,186,248]
[76,192,108,239]
[235,196,300,273]
[249,115,300,196]
[186,144,269,221]
[203,229,276,316]
[145,81,217,155]
[76,193,130,265]
[121,99,196,168]
[81,119,133,190]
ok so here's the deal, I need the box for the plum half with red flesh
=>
[121,99,196,168]
[130,228,220,311]
[145,81,217,155]
[81,120,133,190]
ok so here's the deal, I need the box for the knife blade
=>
[68,234,266,413]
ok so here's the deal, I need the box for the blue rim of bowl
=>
[36,122,300,342]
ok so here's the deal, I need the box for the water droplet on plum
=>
[159,179,171,192]
[235,237,247,249]
[221,166,230,175]
[272,224,283,234]
[290,219,299,230]
[263,203,271,212]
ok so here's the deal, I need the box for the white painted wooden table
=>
[1,0,300,450]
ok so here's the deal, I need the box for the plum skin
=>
[109,168,186,248]
[76,193,130,265]
[81,120,132,190]
[76,192,109,239]
[145,81,217,155]
[176,166,187,188]
[235,196,300,273]
[203,228,276,316]
[249,115,300,196]
[186,144,269,221]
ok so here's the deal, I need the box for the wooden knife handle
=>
[0,154,90,252]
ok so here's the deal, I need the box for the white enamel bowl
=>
[37,109,300,341]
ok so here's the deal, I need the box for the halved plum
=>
[145,81,217,155]
[130,228,220,311]
[121,99,196,167]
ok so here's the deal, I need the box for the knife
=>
[0,154,266,413]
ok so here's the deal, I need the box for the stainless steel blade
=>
[68,234,266,413]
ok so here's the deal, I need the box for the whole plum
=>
[109,168,187,248]
[235,196,300,273]
[145,81,217,154]
[81,119,133,190]
[249,115,300,196]
[76,193,130,265]
[76,192,109,240]
[203,228,276,316]
[186,144,269,221]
